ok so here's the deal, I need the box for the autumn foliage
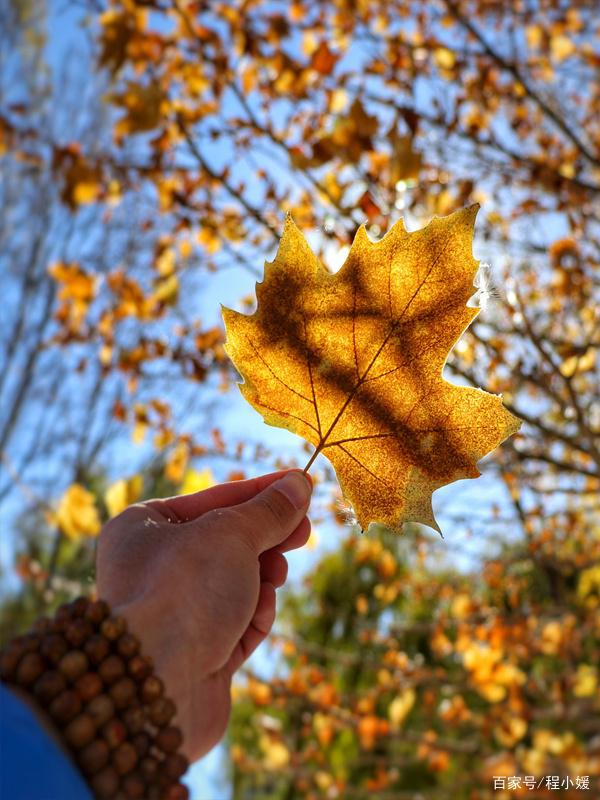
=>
[1,0,599,797]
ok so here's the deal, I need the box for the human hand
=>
[96,469,312,762]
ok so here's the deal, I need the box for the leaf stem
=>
[303,445,323,473]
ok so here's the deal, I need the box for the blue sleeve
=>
[0,683,93,800]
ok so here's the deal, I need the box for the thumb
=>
[233,470,312,554]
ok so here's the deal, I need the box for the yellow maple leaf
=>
[223,207,520,532]
[180,468,215,495]
[104,475,143,518]
[53,484,101,540]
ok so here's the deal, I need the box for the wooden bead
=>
[98,654,126,685]
[132,732,150,758]
[149,697,176,727]
[86,694,115,728]
[33,617,53,635]
[162,752,189,780]
[49,689,82,723]
[128,655,153,681]
[162,784,190,800]
[156,768,172,790]
[16,652,45,686]
[84,599,110,625]
[58,650,89,682]
[64,713,96,749]
[101,616,126,641]
[112,741,138,775]
[84,634,110,666]
[139,755,159,781]
[78,738,110,775]
[91,766,119,798]
[75,672,103,702]
[70,597,90,617]
[117,633,140,659]
[140,675,163,703]
[33,670,67,704]
[21,633,41,653]
[122,772,146,799]
[110,677,136,709]
[0,644,24,681]
[55,603,74,626]
[123,706,146,735]
[102,718,127,749]
[40,634,68,665]
[156,726,183,754]
[65,618,93,648]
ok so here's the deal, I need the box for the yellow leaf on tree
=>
[560,347,596,377]
[389,133,422,185]
[259,735,290,770]
[73,180,100,205]
[105,475,143,518]
[551,34,576,62]
[330,88,348,114]
[223,207,520,532]
[54,484,101,540]
[180,468,215,494]
[165,441,190,484]
[197,226,221,254]
[450,592,472,619]
[48,262,96,301]
[494,715,528,748]
[573,664,598,698]
[434,47,456,70]
[526,24,543,50]
[132,420,148,445]
[152,274,179,305]
[156,248,176,277]
[540,620,562,655]
[577,565,600,607]
[388,687,416,729]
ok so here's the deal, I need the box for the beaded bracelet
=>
[0,597,189,800]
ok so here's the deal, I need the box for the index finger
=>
[143,469,308,522]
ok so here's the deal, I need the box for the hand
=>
[96,469,312,762]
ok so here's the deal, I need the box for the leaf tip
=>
[283,210,298,231]
[460,203,480,230]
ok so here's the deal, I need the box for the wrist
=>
[0,597,190,800]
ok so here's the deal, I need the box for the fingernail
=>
[274,472,312,510]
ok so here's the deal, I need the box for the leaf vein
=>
[338,444,391,487]
[244,333,312,404]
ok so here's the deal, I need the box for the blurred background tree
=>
[1,0,598,797]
